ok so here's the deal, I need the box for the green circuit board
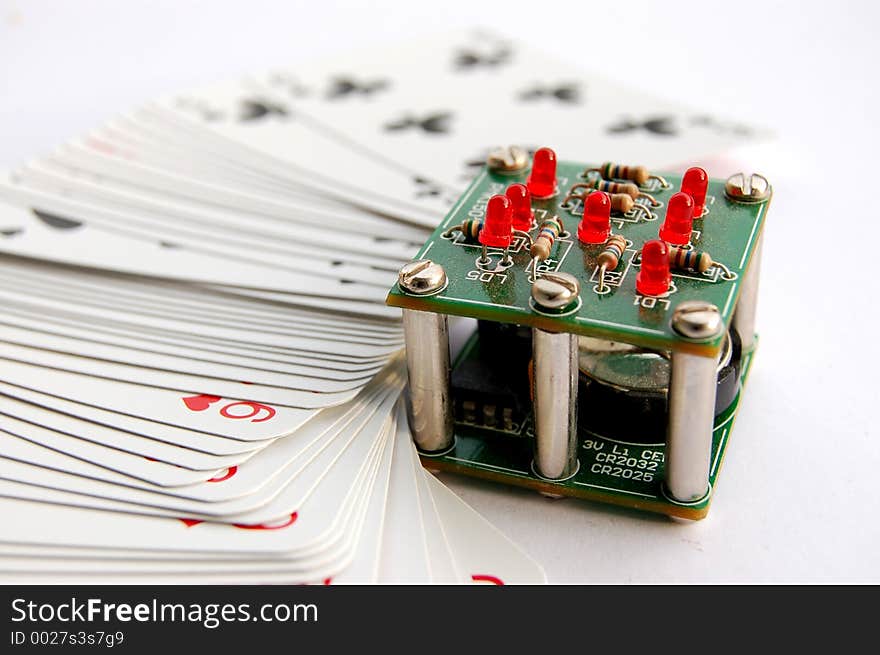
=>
[387,162,768,357]
[388,160,770,519]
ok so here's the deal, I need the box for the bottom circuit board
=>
[420,328,756,520]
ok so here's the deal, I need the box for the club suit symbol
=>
[238,99,289,122]
[454,46,512,69]
[384,112,453,134]
[326,76,390,99]
[607,116,678,136]
[518,83,581,104]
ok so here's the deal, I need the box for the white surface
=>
[2,0,879,582]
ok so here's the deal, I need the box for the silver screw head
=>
[487,145,529,173]
[725,172,771,203]
[398,259,447,296]
[531,272,580,310]
[671,301,723,341]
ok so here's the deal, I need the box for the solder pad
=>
[387,162,768,518]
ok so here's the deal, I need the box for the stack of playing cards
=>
[0,29,755,583]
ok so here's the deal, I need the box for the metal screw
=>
[398,259,447,296]
[725,173,771,203]
[531,272,580,310]
[671,301,723,341]
[487,145,529,173]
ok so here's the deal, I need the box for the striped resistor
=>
[668,245,734,279]
[530,216,564,278]
[608,193,637,215]
[584,162,669,188]
[442,217,483,241]
[563,188,653,219]
[596,234,628,292]
[578,178,659,206]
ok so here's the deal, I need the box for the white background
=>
[1,0,878,582]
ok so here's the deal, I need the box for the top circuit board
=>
[387,162,768,357]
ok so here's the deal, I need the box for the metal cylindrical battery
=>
[532,327,579,480]
[733,236,762,350]
[665,350,718,502]
[402,308,454,453]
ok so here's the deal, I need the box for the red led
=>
[659,192,695,245]
[505,183,533,231]
[681,167,708,217]
[577,191,611,245]
[636,240,671,296]
[526,147,557,198]
[478,194,513,248]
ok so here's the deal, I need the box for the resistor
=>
[530,216,563,278]
[583,162,669,188]
[442,217,483,241]
[668,245,734,280]
[575,179,659,206]
[596,234,628,292]
[563,188,654,219]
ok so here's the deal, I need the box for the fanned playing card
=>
[0,27,761,585]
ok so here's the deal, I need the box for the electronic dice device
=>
[387,147,770,519]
